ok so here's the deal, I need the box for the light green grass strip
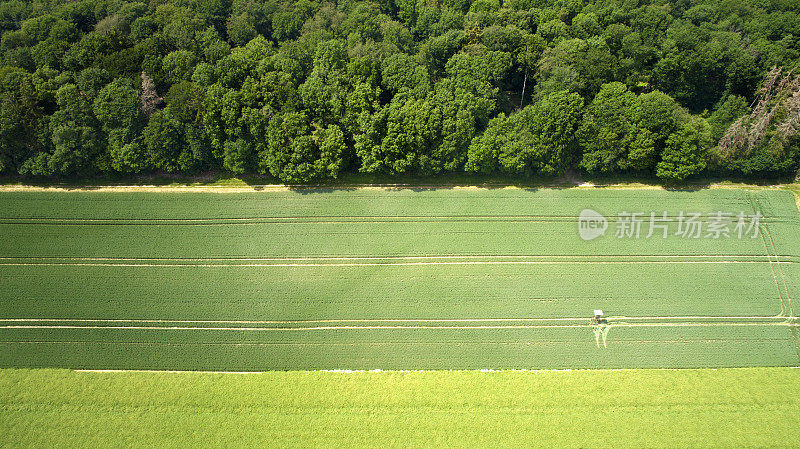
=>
[1,368,799,448]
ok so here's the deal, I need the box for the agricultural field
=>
[0,187,799,370]
[2,368,800,448]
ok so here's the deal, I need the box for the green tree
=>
[629,90,680,170]
[76,67,112,101]
[578,82,638,173]
[656,121,708,181]
[260,112,345,182]
[222,137,254,174]
[708,95,750,141]
[535,37,616,98]
[381,53,430,96]
[0,70,44,173]
[226,13,257,47]
[40,83,103,176]
[142,109,185,172]
[579,82,689,175]
[299,40,350,124]
[162,50,197,84]
[467,90,583,175]
[93,78,145,172]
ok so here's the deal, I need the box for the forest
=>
[0,0,799,182]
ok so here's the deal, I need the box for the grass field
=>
[2,368,800,448]
[1,187,798,370]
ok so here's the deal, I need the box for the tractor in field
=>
[591,310,608,325]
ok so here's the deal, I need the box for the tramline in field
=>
[0,188,799,370]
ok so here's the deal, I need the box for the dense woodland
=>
[0,0,799,182]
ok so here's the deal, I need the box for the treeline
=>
[0,0,799,182]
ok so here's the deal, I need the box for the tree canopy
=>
[1,0,799,182]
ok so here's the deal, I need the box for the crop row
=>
[0,189,795,220]
[0,324,796,370]
[0,263,791,321]
[2,221,797,259]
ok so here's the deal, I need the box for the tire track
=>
[752,194,793,319]
[0,316,787,324]
[765,225,795,317]
[0,254,791,261]
[0,260,792,268]
[0,214,793,226]
[1,321,793,332]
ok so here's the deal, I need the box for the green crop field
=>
[1,187,799,370]
[2,368,800,448]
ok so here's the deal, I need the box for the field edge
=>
[2,367,799,448]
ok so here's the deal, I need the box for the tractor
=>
[591,310,608,325]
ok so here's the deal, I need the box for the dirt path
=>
[0,182,793,193]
